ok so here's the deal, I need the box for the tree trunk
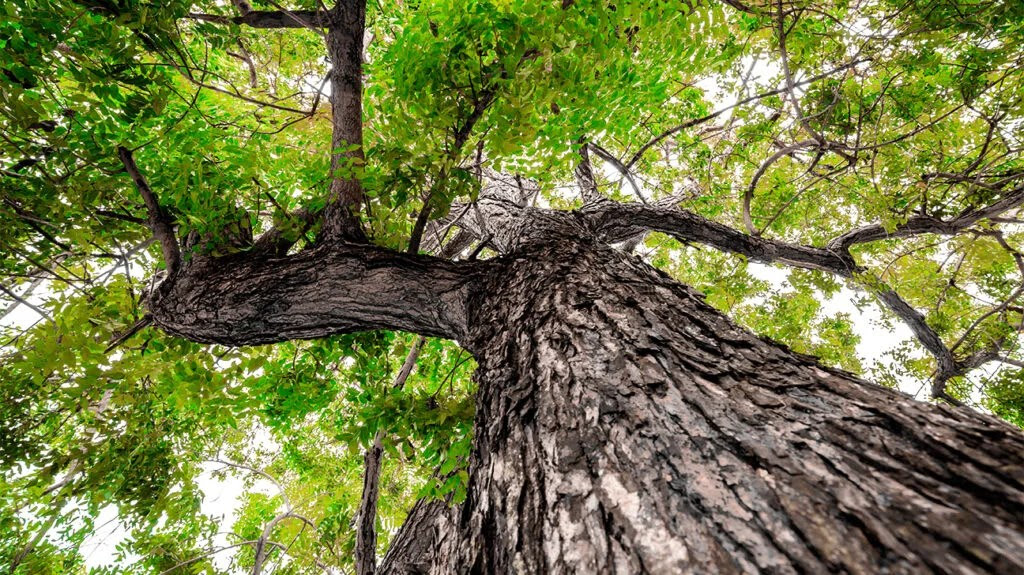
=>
[381,237,1024,574]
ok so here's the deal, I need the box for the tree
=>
[3,0,1024,572]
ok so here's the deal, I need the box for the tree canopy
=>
[3,0,1024,572]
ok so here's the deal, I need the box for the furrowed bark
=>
[583,201,970,398]
[574,142,604,205]
[382,236,1024,574]
[147,245,482,345]
[356,440,383,575]
[321,0,368,243]
[378,499,459,574]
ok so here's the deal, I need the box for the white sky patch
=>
[81,453,283,571]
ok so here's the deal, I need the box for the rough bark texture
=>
[356,441,383,575]
[381,235,1024,574]
[148,245,480,345]
[379,498,459,574]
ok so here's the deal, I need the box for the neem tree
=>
[3,0,1024,572]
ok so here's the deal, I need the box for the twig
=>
[104,314,153,353]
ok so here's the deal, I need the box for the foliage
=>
[3,0,1024,572]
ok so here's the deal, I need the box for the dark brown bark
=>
[584,201,858,275]
[357,441,383,575]
[380,235,1024,574]
[574,142,603,204]
[147,245,481,345]
[137,195,1024,572]
[321,0,368,242]
[378,498,459,574]
[827,183,1024,252]
[582,201,973,396]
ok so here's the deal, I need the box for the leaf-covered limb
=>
[828,184,1024,252]
[355,337,426,575]
[624,58,871,170]
[186,10,332,30]
[117,146,182,277]
[408,86,500,254]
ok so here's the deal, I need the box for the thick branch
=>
[117,147,182,277]
[188,10,331,29]
[586,202,857,274]
[148,245,481,345]
[320,0,368,243]
[251,207,320,256]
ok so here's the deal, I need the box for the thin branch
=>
[743,139,817,235]
[210,458,292,512]
[408,89,498,253]
[228,39,259,88]
[0,276,46,321]
[775,1,823,143]
[624,58,869,169]
[104,314,153,353]
[117,147,181,277]
[187,10,331,30]
[355,337,426,575]
[0,283,54,325]
[588,142,646,203]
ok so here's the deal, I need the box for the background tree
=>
[2,0,1024,573]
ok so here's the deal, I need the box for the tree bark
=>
[321,0,368,242]
[381,236,1024,574]
[148,245,480,345]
